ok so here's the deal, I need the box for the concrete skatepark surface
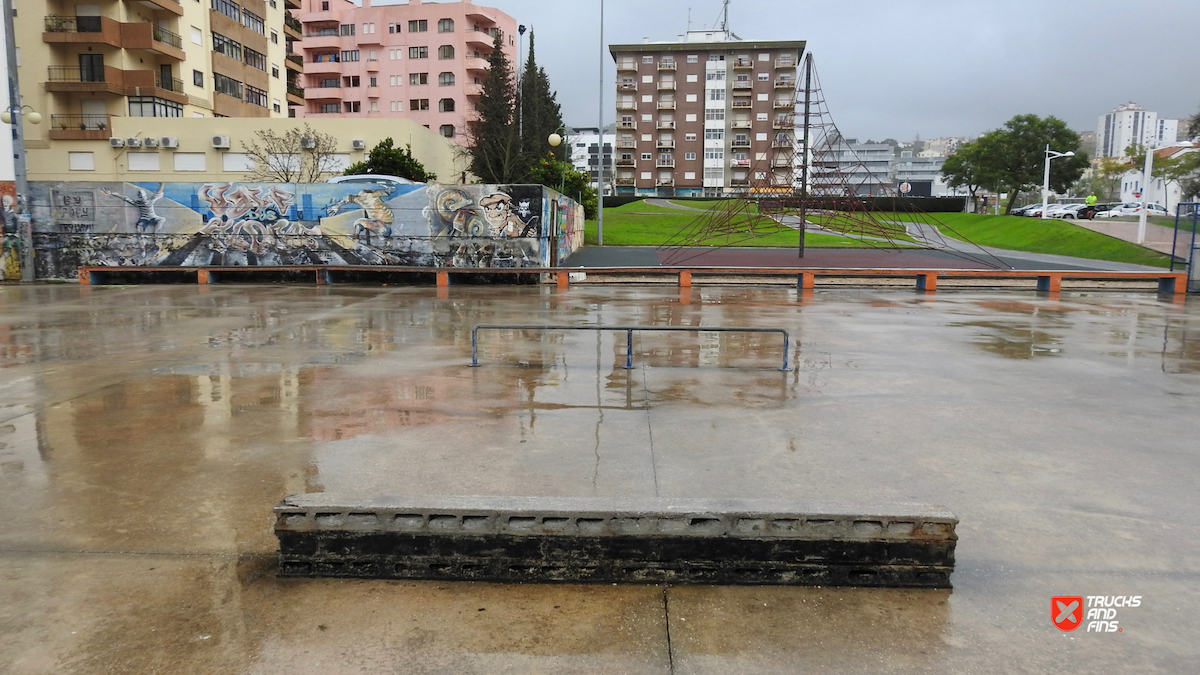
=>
[1,283,1198,673]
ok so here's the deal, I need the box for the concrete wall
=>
[27,180,584,279]
[24,116,469,184]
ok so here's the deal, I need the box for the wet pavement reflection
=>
[1,284,1199,673]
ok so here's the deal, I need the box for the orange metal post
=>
[197,269,211,285]
[556,272,569,290]
[436,271,449,288]
[679,270,692,287]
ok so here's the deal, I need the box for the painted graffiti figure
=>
[329,188,395,243]
[479,193,537,238]
[102,183,165,233]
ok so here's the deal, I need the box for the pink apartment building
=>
[295,0,517,141]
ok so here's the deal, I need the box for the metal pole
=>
[597,0,604,246]
[1041,144,1051,220]
[798,53,812,258]
[624,329,633,369]
[470,326,480,366]
[1137,143,1154,245]
[4,0,33,281]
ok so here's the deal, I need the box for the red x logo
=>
[1052,596,1084,631]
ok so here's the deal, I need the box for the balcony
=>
[284,14,302,40]
[772,138,793,148]
[45,65,125,96]
[731,120,752,129]
[615,159,637,167]
[733,58,753,69]
[123,22,186,60]
[615,177,636,186]
[615,140,636,149]
[656,139,674,148]
[657,61,676,71]
[773,118,794,129]
[731,100,752,108]
[465,29,495,49]
[43,15,121,48]
[305,57,343,74]
[303,34,342,50]
[286,85,304,105]
[731,178,750,186]
[465,57,489,72]
[366,86,381,98]
[132,0,185,15]
[616,101,637,111]
[657,81,675,91]
[776,60,797,69]
[657,179,674,187]
[656,101,675,110]
[656,120,675,129]
[730,140,750,148]
[306,85,342,99]
[464,83,483,97]
[732,80,752,90]
[286,52,303,66]
[655,159,674,167]
[773,158,793,167]
[617,121,636,130]
[774,79,796,89]
[48,113,112,140]
[773,100,795,109]
[730,159,751,167]
[616,61,637,72]
[617,82,637,91]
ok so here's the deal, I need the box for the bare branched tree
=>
[240,124,341,182]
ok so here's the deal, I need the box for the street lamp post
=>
[596,0,604,246]
[1042,145,1075,220]
[3,0,42,282]
[1136,143,1154,245]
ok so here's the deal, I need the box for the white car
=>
[1098,202,1169,218]
[327,174,423,186]
[1053,204,1090,219]
[1043,203,1078,218]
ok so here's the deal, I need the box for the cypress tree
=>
[468,31,526,183]
[518,31,564,173]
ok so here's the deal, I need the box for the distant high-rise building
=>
[1096,103,1178,158]
[294,0,517,142]
[565,127,615,195]
[609,31,806,197]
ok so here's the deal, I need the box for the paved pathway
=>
[644,198,705,211]
[1073,217,1196,258]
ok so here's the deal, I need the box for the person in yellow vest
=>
[1084,193,1098,219]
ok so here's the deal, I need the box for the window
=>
[685,152,696,160]
[759,53,770,61]
[320,103,339,113]
[245,84,268,107]
[340,23,355,36]
[685,171,696,180]
[706,70,725,81]
[127,96,182,117]
[273,101,281,113]
[408,19,427,32]
[410,72,428,85]
[438,72,455,86]
[173,153,207,171]
[389,49,399,60]
[68,152,95,171]
[438,98,455,112]
[410,98,429,111]
[212,0,240,22]
[708,54,724,61]
[341,50,359,62]
[687,54,698,63]
[128,153,161,171]
[685,113,697,122]
[271,65,279,78]
[641,153,652,160]
[241,9,265,35]
[705,129,724,140]
[390,101,399,111]
[440,124,455,137]
[244,47,267,71]
[364,23,375,34]
[321,1,328,8]
[214,73,243,99]
[369,50,377,60]
[686,74,698,83]
[369,101,378,112]
[270,30,277,44]
[389,23,396,33]
[684,133,697,141]
[705,109,724,121]
[409,46,427,59]
[343,76,360,87]
[704,149,724,160]
[708,89,725,101]
[269,0,276,7]
[190,27,202,45]
[438,18,454,32]
[685,94,697,102]
[369,76,377,86]
[319,78,338,87]
[642,55,653,63]
[757,72,769,81]
[344,101,361,113]
[213,33,243,61]
[437,45,454,59]
[193,70,204,87]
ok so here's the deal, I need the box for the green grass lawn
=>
[894,212,1174,267]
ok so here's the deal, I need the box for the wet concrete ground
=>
[1,283,1199,674]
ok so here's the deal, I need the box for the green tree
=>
[518,31,564,169]
[467,31,526,183]
[1096,156,1130,201]
[940,141,996,212]
[1186,104,1199,141]
[343,137,436,182]
[527,151,598,218]
[965,115,1089,214]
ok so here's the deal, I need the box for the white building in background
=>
[566,126,615,195]
[1119,144,1198,212]
[918,137,963,158]
[1096,103,1179,158]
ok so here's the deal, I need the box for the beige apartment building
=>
[16,0,298,154]
[610,31,805,197]
[293,0,517,141]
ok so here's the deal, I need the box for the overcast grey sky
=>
[465,0,1200,141]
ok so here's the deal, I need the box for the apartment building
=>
[1096,102,1179,158]
[16,0,295,149]
[293,0,516,141]
[610,31,805,197]
[565,126,615,195]
[811,138,894,197]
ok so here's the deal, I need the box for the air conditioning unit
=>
[299,137,316,149]
[161,136,179,149]
[143,137,160,148]
[212,134,231,149]
[126,137,142,148]
[352,139,366,150]
[109,137,125,148]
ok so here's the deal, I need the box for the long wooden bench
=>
[76,265,1188,295]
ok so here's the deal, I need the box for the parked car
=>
[1023,204,1051,217]
[1010,203,1040,216]
[1092,202,1121,216]
[1098,202,1169,218]
[326,174,423,186]
[1043,203,1078,218]
[1055,204,1090,219]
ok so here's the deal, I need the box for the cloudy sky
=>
[448,0,1199,142]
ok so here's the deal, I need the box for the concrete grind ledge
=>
[275,495,958,588]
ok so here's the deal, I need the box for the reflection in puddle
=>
[949,321,1063,359]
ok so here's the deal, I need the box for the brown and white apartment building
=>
[610,30,805,197]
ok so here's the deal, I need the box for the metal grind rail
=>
[470,324,791,371]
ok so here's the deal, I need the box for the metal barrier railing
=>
[470,324,791,371]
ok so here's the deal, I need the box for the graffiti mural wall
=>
[27,181,584,279]
[0,182,19,281]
